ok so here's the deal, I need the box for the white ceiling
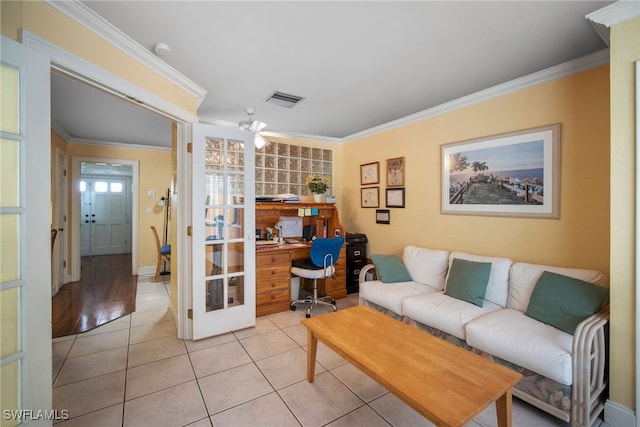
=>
[51,1,612,148]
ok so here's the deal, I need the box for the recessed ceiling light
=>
[154,42,172,57]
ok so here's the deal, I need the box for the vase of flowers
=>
[305,174,329,202]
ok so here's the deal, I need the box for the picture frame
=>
[361,187,380,208]
[386,188,405,208]
[360,162,380,185]
[442,123,561,218]
[386,157,405,187]
[376,209,390,224]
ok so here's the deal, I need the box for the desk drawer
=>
[257,277,289,293]
[257,252,290,268]
[257,265,290,280]
[256,288,290,306]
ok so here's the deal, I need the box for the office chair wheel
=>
[331,300,336,305]
[290,305,297,311]
[305,313,311,318]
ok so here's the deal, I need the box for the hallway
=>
[52,254,137,338]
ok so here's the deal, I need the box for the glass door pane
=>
[192,125,255,339]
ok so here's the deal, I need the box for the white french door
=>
[191,124,255,339]
[0,35,52,424]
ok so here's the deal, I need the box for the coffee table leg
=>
[496,388,513,427]
[306,329,317,382]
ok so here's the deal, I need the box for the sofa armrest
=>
[358,264,377,284]
[571,305,609,427]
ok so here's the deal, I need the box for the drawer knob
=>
[271,270,276,275]
[354,250,361,256]
[271,255,276,262]
[271,283,276,287]
[271,295,276,300]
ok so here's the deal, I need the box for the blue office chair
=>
[290,236,345,318]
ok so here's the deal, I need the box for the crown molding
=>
[44,0,207,107]
[586,0,640,27]
[68,138,171,152]
[342,49,610,143]
[51,119,71,141]
[21,29,197,125]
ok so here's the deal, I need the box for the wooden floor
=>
[52,254,137,338]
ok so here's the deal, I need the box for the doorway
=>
[79,163,133,257]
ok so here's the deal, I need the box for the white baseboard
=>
[137,266,157,277]
[604,400,636,427]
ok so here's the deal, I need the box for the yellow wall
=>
[342,65,610,275]
[65,141,172,269]
[609,15,640,411]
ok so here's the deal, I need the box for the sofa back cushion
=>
[402,246,450,290]
[446,252,512,308]
[508,262,608,312]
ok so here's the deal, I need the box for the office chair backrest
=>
[309,236,345,268]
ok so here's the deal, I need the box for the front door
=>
[0,35,52,423]
[191,125,255,339]
[80,176,131,256]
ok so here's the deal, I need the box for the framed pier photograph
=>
[441,124,561,219]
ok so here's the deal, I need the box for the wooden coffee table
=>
[301,306,522,427]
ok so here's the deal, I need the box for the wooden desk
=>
[255,242,346,316]
[255,202,347,316]
[303,306,522,427]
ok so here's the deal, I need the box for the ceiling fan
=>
[239,106,268,149]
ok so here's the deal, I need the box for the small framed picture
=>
[360,162,380,185]
[361,187,379,208]
[386,157,405,187]
[376,209,390,224]
[386,188,405,208]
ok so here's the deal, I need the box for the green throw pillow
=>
[525,271,609,335]
[444,258,491,307]
[370,254,412,283]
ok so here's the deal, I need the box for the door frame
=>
[21,29,198,337]
[52,146,69,295]
[71,157,138,278]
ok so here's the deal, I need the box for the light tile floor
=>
[53,275,577,427]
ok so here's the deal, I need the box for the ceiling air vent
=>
[265,91,305,108]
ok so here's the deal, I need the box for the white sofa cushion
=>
[402,246,450,290]
[359,280,438,316]
[447,252,512,308]
[465,308,573,385]
[508,262,608,312]
[402,292,501,340]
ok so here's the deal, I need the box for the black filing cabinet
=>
[346,232,368,294]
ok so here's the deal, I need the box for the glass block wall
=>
[255,142,333,197]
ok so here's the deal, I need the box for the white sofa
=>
[358,245,609,427]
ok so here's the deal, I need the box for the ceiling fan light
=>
[249,120,267,133]
[254,133,267,149]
